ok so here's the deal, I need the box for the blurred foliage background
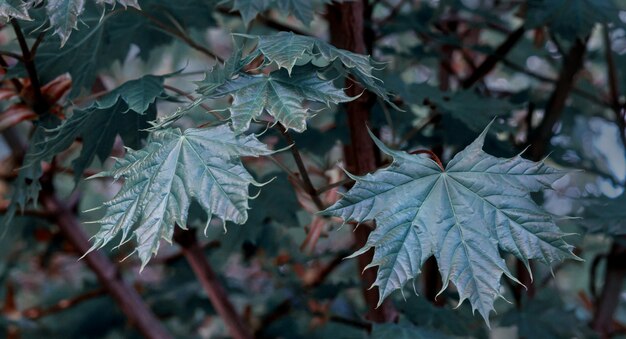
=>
[0,0,625,338]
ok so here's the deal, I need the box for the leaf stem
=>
[409,149,444,170]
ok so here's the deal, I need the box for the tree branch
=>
[39,190,172,339]
[172,228,253,339]
[327,0,397,323]
[11,19,46,115]
[527,37,588,161]
[462,26,525,88]
[593,244,626,336]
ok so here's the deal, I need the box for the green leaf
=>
[221,0,329,26]
[249,32,392,103]
[2,116,61,228]
[88,125,274,268]
[94,74,167,112]
[46,0,141,47]
[20,0,215,97]
[390,83,515,135]
[322,123,578,324]
[45,0,86,47]
[0,0,31,22]
[222,0,271,25]
[525,0,621,41]
[501,290,596,339]
[577,194,626,235]
[200,65,353,133]
[26,74,165,182]
[275,0,314,24]
[95,0,140,8]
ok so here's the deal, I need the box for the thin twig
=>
[163,84,225,120]
[130,8,224,62]
[461,26,525,88]
[375,0,409,26]
[22,288,107,319]
[29,31,46,57]
[11,19,46,115]
[277,124,325,211]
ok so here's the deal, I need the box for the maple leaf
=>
[322,123,578,324]
[45,0,141,46]
[221,0,333,26]
[25,74,165,182]
[247,32,392,103]
[199,64,353,133]
[0,0,31,22]
[88,125,274,268]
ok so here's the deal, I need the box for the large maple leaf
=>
[87,125,274,268]
[323,123,579,324]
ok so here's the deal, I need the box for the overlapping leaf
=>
[26,74,165,182]
[199,65,353,133]
[248,32,391,102]
[17,0,215,96]
[88,125,273,268]
[45,0,140,46]
[323,123,578,324]
[0,0,31,22]
[3,116,60,228]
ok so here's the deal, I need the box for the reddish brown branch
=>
[173,228,253,339]
[39,190,172,339]
[327,0,397,323]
